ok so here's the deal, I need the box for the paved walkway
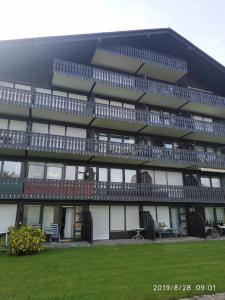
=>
[178,292,225,300]
[45,236,215,248]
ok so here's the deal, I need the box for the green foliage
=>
[9,226,45,256]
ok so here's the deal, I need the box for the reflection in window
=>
[28,163,44,179]
[125,169,136,183]
[3,161,21,178]
[111,169,123,182]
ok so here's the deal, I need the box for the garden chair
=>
[50,224,60,243]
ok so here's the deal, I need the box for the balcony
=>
[92,45,188,83]
[0,129,27,156]
[0,86,31,117]
[52,59,225,117]
[33,91,94,125]
[2,84,225,142]
[1,129,225,169]
[1,178,225,204]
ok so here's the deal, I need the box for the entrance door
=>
[89,205,109,240]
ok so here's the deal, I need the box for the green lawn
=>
[0,241,225,300]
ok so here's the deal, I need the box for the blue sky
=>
[1,0,225,65]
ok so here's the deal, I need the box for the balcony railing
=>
[1,178,225,203]
[2,129,225,168]
[0,86,32,107]
[1,85,225,139]
[53,59,225,108]
[99,45,188,72]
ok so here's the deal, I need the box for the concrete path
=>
[178,292,225,300]
[45,236,216,248]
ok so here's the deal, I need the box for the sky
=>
[0,0,225,65]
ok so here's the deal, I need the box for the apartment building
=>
[0,28,225,241]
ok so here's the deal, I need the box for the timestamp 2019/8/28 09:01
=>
[153,284,216,292]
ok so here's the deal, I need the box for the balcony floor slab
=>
[52,74,94,93]
[32,109,93,125]
[91,118,144,132]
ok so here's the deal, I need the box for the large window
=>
[200,176,221,188]
[2,161,21,178]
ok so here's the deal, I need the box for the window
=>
[211,178,221,188]
[200,177,211,187]
[124,136,135,144]
[28,163,45,179]
[49,125,65,136]
[125,169,136,183]
[52,90,67,97]
[68,93,87,101]
[42,206,59,231]
[15,84,31,91]
[46,164,63,180]
[0,119,8,129]
[205,207,215,223]
[9,120,26,131]
[66,127,86,138]
[35,87,51,94]
[0,81,14,88]
[216,208,224,223]
[111,169,123,182]
[32,123,48,134]
[3,161,21,178]
[77,166,85,180]
[23,205,41,226]
[65,166,76,180]
[99,168,108,182]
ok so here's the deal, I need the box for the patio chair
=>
[50,224,60,243]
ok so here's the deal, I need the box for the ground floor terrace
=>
[1,202,225,242]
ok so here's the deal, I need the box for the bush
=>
[9,226,46,256]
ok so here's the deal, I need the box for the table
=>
[131,228,145,240]
[0,231,9,246]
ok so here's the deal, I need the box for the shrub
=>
[9,226,46,256]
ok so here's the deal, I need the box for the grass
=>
[0,241,225,300]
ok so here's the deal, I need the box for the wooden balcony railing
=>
[99,45,188,72]
[1,85,225,139]
[1,178,225,203]
[53,59,225,109]
[1,129,225,169]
